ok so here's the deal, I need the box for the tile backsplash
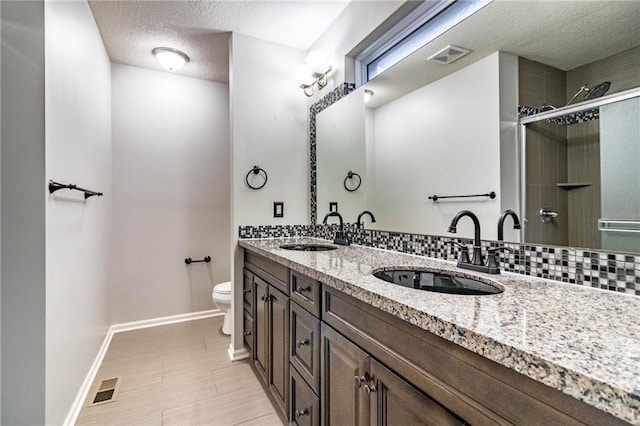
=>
[239,224,640,296]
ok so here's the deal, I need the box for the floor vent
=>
[427,45,470,65]
[89,377,121,406]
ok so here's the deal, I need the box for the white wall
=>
[111,64,230,324]
[1,1,46,424]
[44,1,112,423]
[317,86,367,223]
[230,33,307,356]
[368,52,504,240]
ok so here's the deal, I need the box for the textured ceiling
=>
[365,0,640,108]
[88,0,351,83]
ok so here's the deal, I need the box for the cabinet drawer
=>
[290,366,320,426]
[246,252,289,295]
[243,269,254,312]
[290,301,320,393]
[243,311,254,355]
[290,271,321,317]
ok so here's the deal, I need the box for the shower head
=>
[584,81,611,100]
[566,81,612,106]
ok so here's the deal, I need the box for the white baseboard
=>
[63,327,114,426]
[110,309,223,333]
[227,343,250,361]
[64,309,224,425]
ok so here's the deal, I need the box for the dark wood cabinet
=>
[291,363,320,426]
[245,254,290,419]
[321,323,370,426]
[242,269,254,312]
[289,274,322,426]
[244,250,624,426]
[253,275,269,383]
[369,359,464,426]
[291,270,322,317]
[320,323,463,426]
[268,286,290,415]
[242,311,254,356]
[290,301,321,393]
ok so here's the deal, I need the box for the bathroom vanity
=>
[240,237,639,425]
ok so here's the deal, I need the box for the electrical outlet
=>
[274,202,284,218]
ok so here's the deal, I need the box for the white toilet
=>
[212,281,232,335]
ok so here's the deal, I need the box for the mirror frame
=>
[309,82,356,225]
[519,85,640,243]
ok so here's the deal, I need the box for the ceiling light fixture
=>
[295,51,332,97]
[152,47,190,71]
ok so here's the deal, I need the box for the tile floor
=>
[76,316,286,425]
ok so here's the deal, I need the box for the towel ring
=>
[344,171,361,192]
[245,165,268,190]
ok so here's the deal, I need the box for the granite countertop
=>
[239,237,640,424]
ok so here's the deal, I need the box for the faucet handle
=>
[446,241,471,264]
[486,246,514,268]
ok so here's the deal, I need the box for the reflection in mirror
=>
[312,1,640,255]
[317,52,519,242]
[521,88,640,254]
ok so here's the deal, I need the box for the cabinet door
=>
[243,269,254,312]
[253,275,269,383]
[243,310,254,356]
[269,286,290,416]
[369,359,465,426]
[321,323,370,426]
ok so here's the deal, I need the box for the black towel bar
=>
[429,191,496,202]
[49,180,103,199]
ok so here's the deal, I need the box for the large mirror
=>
[313,0,640,253]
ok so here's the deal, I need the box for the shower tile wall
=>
[519,57,569,246]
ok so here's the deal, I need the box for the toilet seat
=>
[213,281,231,295]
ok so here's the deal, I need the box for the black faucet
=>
[497,209,521,241]
[448,210,483,266]
[448,210,501,274]
[323,211,350,246]
[356,210,376,229]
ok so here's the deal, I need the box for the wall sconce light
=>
[295,51,332,97]
[364,89,374,103]
[152,47,190,71]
